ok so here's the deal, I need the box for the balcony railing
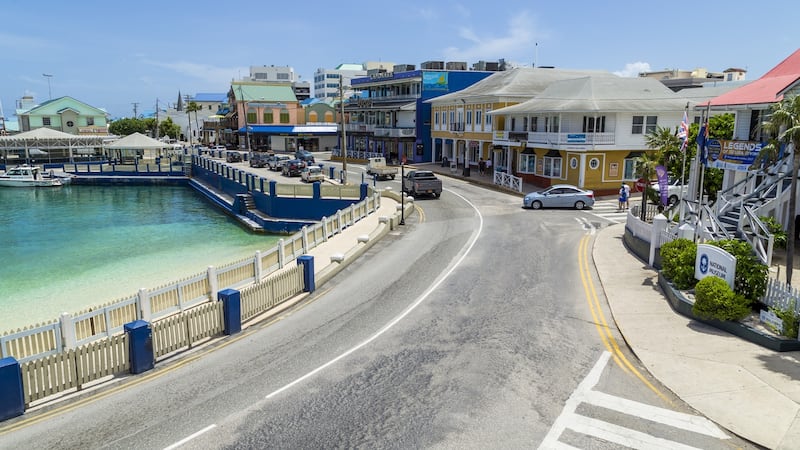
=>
[493,130,616,145]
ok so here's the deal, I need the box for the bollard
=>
[124,320,154,374]
[218,289,242,335]
[0,357,24,421]
[329,166,335,179]
[297,255,315,293]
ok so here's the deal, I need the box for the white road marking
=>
[539,351,729,449]
[163,424,216,450]
[575,217,596,235]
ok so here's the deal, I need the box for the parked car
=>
[300,165,325,183]
[282,159,306,177]
[249,152,271,168]
[269,154,291,171]
[651,177,688,205]
[226,151,243,163]
[523,184,595,210]
[295,150,315,164]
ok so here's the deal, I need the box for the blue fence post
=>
[297,255,315,293]
[269,180,277,197]
[0,357,24,421]
[218,289,242,335]
[360,183,368,200]
[124,320,154,374]
[313,181,321,199]
[329,166,335,179]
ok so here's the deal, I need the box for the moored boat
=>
[0,165,63,187]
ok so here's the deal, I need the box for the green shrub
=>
[693,276,751,321]
[708,239,768,304]
[660,238,698,290]
[770,302,800,338]
[759,216,787,249]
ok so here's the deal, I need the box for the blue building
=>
[345,61,503,164]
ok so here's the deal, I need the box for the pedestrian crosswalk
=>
[587,199,631,224]
[539,352,730,449]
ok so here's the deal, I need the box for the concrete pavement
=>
[594,223,800,449]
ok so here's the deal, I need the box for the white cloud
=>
[417,8,437,21]
[441,11,538,63]
[140,59,246,86]
[614,62,651,77]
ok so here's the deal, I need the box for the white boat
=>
[0,165,63,187]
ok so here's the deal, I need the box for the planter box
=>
[658,272,800,352]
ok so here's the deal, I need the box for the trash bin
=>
[462,166,471,177]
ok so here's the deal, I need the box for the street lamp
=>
[339,81,348,184]
[42,74,53,100]
[400,156,406,225]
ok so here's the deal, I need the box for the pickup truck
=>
[366,157,398,180]
[402,170,442,198]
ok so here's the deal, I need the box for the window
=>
[543,156,562,177]
[531,117,538,132]
[485,108,492,126]
[434,111,439,125]
[523,117,528,132]
[450,111,455,124]
[246,112,257,123]
[583,116,606,132]
[280,109,290,124]
[623,158,637,179]
[589,158,600,170]
[43,117,51,126]
[87,117,94,126]
[263,112,274,123]
[632,115,657,134]
[519,154,536,173]
[475,110,482,127]
[545,116,559,132]
[510,117,516,131]
[466,110,472,125]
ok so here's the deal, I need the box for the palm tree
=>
[762,95,800,284]
[634,152,659,220]
[186,101,200,145]
[645,125,684,182]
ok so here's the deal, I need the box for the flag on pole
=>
[697,119,708,165]
[678,111,689,152]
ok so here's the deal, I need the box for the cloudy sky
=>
[1,0,796,118]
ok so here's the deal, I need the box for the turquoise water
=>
[0,185,280,331]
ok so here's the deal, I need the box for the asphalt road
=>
[0,159,756,449]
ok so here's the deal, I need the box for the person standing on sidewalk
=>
[485,158,492,174]
[478,158,486,175]
[618,183,629,211]
[623,182,631,209]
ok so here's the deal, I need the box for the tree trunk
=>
[786,152,798,285]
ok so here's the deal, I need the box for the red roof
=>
[702,49,800,107]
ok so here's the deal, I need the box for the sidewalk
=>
[594,223,800,450]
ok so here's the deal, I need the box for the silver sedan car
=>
[523,184,595,210]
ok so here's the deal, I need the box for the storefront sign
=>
[609,162,619,177]
[706,140,764,172]
[695,244,736,289]
[567,133,586,143]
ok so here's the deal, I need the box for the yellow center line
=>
[578,234,672,405]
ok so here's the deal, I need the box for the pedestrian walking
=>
[618,183,629,211]
[623,182,631,209]
[485,158,492,173]
[478,158,486,175]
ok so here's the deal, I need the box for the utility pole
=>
[42,74,53,99]
[155,99,160,139]
[132,102,139,118]
[339,81,348,184]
